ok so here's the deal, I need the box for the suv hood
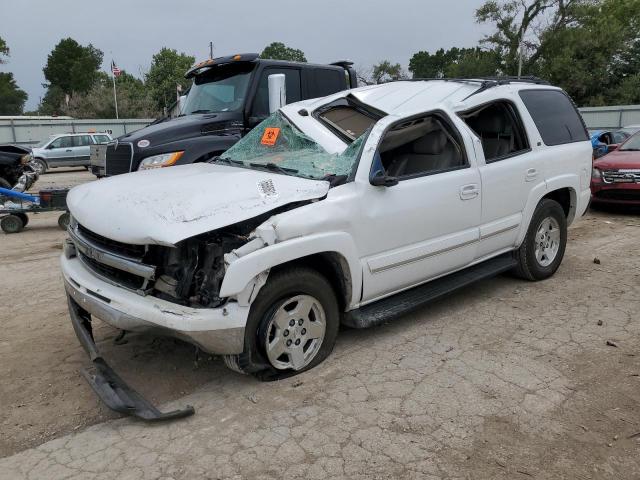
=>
[67,163,330,246]
[117,112,242,146]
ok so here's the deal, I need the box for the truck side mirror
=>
[268,74,286,114]
[177,95,187,116]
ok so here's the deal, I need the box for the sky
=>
[0,0,491,111]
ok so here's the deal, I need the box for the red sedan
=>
[591,132,640,205]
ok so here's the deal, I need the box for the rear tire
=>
[514,199,567,281]
[224,267,340,381]
[1,214,25,234]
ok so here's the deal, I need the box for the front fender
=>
[219,231,362,308]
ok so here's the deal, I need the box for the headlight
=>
[20,154,32,165]
[591,167,602,179]
[138,151,184,170]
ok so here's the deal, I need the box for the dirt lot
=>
[0,169,639,479]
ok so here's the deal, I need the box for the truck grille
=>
[602,170,640,184]
[78,251,147,290]
[105,142,133,176]
[77,223,145,259]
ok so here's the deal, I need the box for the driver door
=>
[46,136,75,166]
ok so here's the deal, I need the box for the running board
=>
[343,253,517,329]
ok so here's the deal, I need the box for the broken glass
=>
[220,112,367,180]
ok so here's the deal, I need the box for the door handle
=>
[459,183,479,200]
[65,149,73,152]
[525,168,538,182]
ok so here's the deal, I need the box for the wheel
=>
[58,212,71,230]
[15,213,29,227]
[1,214,25,234]
[223,267,340,380]
[32,158,47,175]
[513,199,567,281]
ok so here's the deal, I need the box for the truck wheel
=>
[1,214,25,234]
[514,199,567,281]
[58,212,71,230]
[32,158,47,175]
[224,267,340,380]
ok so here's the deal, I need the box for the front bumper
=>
[591,181,640,205]
[61,253,248,355]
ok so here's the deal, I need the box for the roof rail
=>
[401,76,549,100]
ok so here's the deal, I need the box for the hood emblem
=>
[257,179,277,198]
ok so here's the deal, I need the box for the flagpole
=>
[111,61,119,119]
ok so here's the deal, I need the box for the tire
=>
[1,214,25,234]
[15,213,29,227]
[58,212,71,230]
[513,199,567,281]
[32,158,47,175]
[223,267,340,381]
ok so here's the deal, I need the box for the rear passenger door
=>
[459,99,543,258]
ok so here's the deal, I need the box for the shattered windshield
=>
[219,111,368,180]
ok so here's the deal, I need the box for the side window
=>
[460,101,529,163]
[73,135,92,147]
[251,68,302,118]
[93,135,110,144]
[377,114,467,179]
[519,90,588,146]
[51,136,73,149]
[305,69,346,98]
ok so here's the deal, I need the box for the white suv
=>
[61,79,592,418]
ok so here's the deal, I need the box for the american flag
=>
[111,60,122,77]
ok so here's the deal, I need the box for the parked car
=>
[61,78,591,419]
[31,132,112,173]
[97,53,357,176]
[613,124,640,144]
[0,144,32,189]
[591,131,640,205]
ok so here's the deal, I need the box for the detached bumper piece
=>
[68,296,195,422]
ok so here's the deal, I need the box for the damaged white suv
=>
[62,78,592,419]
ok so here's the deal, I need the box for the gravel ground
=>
[0,169,638,479]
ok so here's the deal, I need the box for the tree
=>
[475,0,582,75]
[43,38,103,94]
[409,47,501,78]
[359,60,405,85]
[0,72,28,115]
[260,42,307,62]
[145,48,195,112]
[61,71,158,119]
[0,35,9,63]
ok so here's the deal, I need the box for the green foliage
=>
[409,47,501,78]
[0,35,9,63]
[43,38,103,94]
[61,71,158,119]
[371,61,404,84]
[0,72,28,115]
[260,42,307,62]
[145,48,195,111]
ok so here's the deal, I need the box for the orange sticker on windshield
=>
[261,127,280,146]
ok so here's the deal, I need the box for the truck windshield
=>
[219,111,367,180]
[182,63,254,115]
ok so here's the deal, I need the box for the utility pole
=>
[517,38,524,79]
[209,42,214,59]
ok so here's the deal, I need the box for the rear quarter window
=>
[519,90,588,146]
[305,69,347,99]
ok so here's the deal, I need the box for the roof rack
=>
[403,76,549,100]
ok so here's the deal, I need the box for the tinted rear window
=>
[519,90,588,146]
[306,69,347,99]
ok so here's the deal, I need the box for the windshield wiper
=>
[215,157,245,167]
[249,162,299,175]
[189,109,214,114]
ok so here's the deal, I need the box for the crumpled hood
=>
[67,163,330,246]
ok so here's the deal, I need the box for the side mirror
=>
[268,74,286,114]
[370,169,399,187]
[177,95,187,116]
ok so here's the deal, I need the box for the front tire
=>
[224,267,340,380]
[32,158,47,175]
[514,199,567,281]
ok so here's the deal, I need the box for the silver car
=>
[31,132,112,174]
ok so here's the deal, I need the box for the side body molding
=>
[219,231,362,309]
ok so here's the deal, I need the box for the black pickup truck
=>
[0,145,31,189]
[101,53,357,176]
